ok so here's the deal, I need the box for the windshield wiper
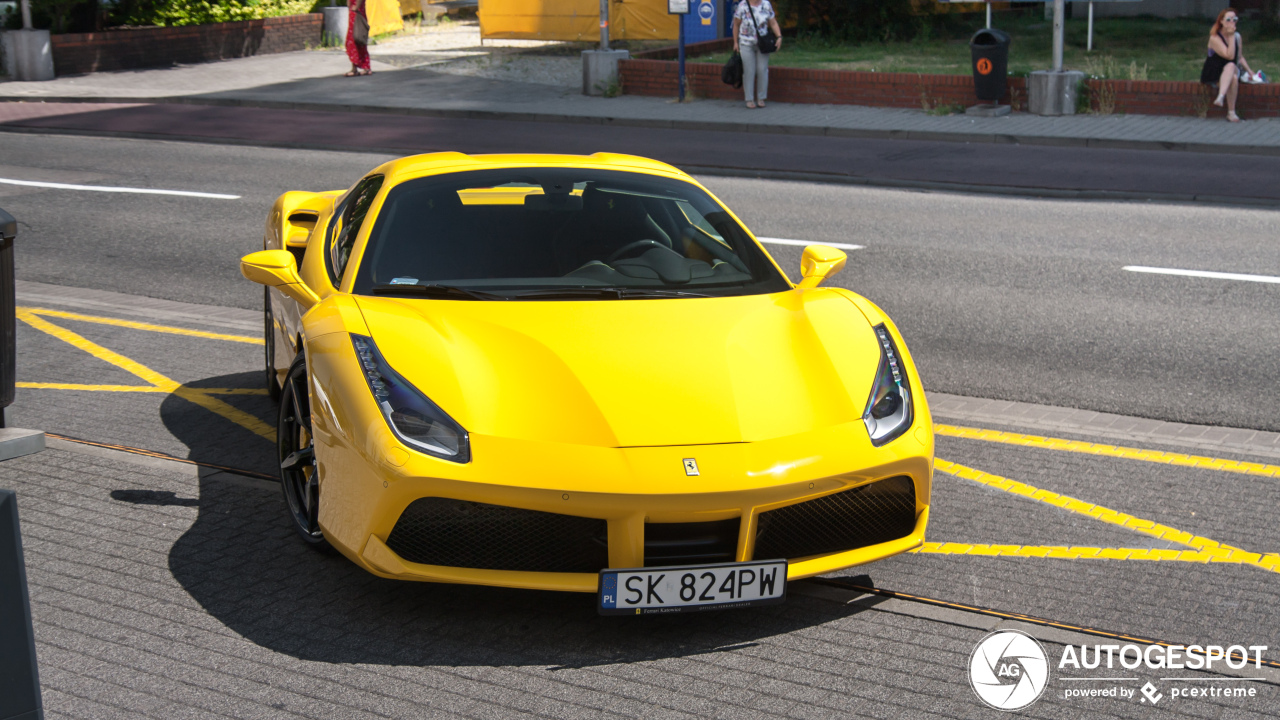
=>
[370,283,508,301]
[508,287,712,300]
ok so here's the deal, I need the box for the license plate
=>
[598,559,787,615]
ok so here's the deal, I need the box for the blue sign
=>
[698,0,715,25]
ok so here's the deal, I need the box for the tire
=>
[278,353,332,551]
[265,287,281,403]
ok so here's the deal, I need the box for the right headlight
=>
[351,334,470,463]
[862,323,913,446]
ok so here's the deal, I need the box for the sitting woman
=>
[1200,8,1255,122]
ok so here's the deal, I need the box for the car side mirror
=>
[240,249,320,309]
[797,245,847,289]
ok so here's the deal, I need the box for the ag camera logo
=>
[969,630,1050,711]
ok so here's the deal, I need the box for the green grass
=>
[698,13,1280,82]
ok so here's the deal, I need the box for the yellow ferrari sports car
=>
[241,152,933,614]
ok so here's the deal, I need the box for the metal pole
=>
[986,1,991,30]
[1087,1,1094,52]
[1052,0,1064,72]
[20,0,33,29]
[0,209,14,429]
[0,491,43,720]
[599,0,610,50]
[677,15,686,101]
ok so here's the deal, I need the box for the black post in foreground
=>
[0,208,17,430]
[0,490,42,720]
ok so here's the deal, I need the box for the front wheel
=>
[278,353,331,551]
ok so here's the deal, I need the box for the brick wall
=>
[620,57,1280,118]
[51,14,324,76]
[1085,78,1280,118]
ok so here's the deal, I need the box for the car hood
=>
[354,291,882,447]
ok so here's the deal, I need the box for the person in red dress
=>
[346,0,372,77]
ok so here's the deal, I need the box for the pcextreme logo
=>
[969,630,1050,711]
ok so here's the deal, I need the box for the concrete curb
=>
[4,94,1280,158]
[927,391,1280,461]
[0,428,44,462]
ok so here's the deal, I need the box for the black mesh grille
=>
[385,497,609,573]
[644,518,740,567]
[753,476,916,561]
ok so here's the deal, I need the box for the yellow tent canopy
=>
[479,0,679,42]
[369,0,406,37]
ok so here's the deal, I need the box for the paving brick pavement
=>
[6,443,1276,718]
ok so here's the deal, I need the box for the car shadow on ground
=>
[159,370,279,477]
[162,378,891,667]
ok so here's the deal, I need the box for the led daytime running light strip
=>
[877,326,903,384]
[353,337,389,400]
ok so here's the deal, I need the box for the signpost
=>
[668,0,691,101]
[1077,0,1141,51]
[1052,0,1063,71]
[600,0,610,50]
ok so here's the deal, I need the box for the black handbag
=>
[758,28,778,54]
[745,3,777,54]
[352,11,369,45]
[722,52,743,88]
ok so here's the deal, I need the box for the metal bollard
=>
[0,489,43,720]
[0,208,16,429]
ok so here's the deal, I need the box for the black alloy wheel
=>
[264,287,281,403]
[278,353,330,551]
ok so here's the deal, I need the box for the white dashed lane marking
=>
[758,237,864,251]
[0,177,241,199]
[1124,266,1280,285]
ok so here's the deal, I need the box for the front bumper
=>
[360,504,930,593]
[305,331,934,594]
[315,424,933,593]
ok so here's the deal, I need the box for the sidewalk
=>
[2,21,1279,155]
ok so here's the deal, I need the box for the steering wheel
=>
[606,239,668,263]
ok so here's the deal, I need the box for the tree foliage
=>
[771,0,926,42]
[4,0,318,32]
[117,0,316,27]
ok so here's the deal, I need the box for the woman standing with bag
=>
[345,0,372,77]
[732,0,782,108]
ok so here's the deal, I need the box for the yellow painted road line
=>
[174,386,276,441]
[934,458,1279,573]
[17,311,276,442]
[18,311,178,390]
[913,542,1280,567]
[936,423,1280,479]
[19,307,261,345]
[17,382,266,396]
[17,382,166,392]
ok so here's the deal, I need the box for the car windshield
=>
[350,168,790,299]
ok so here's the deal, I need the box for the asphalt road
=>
[5,102,1280,203]
[1,131,1277,432]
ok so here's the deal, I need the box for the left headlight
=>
[351,334,471,463]
[862,323,913,446]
